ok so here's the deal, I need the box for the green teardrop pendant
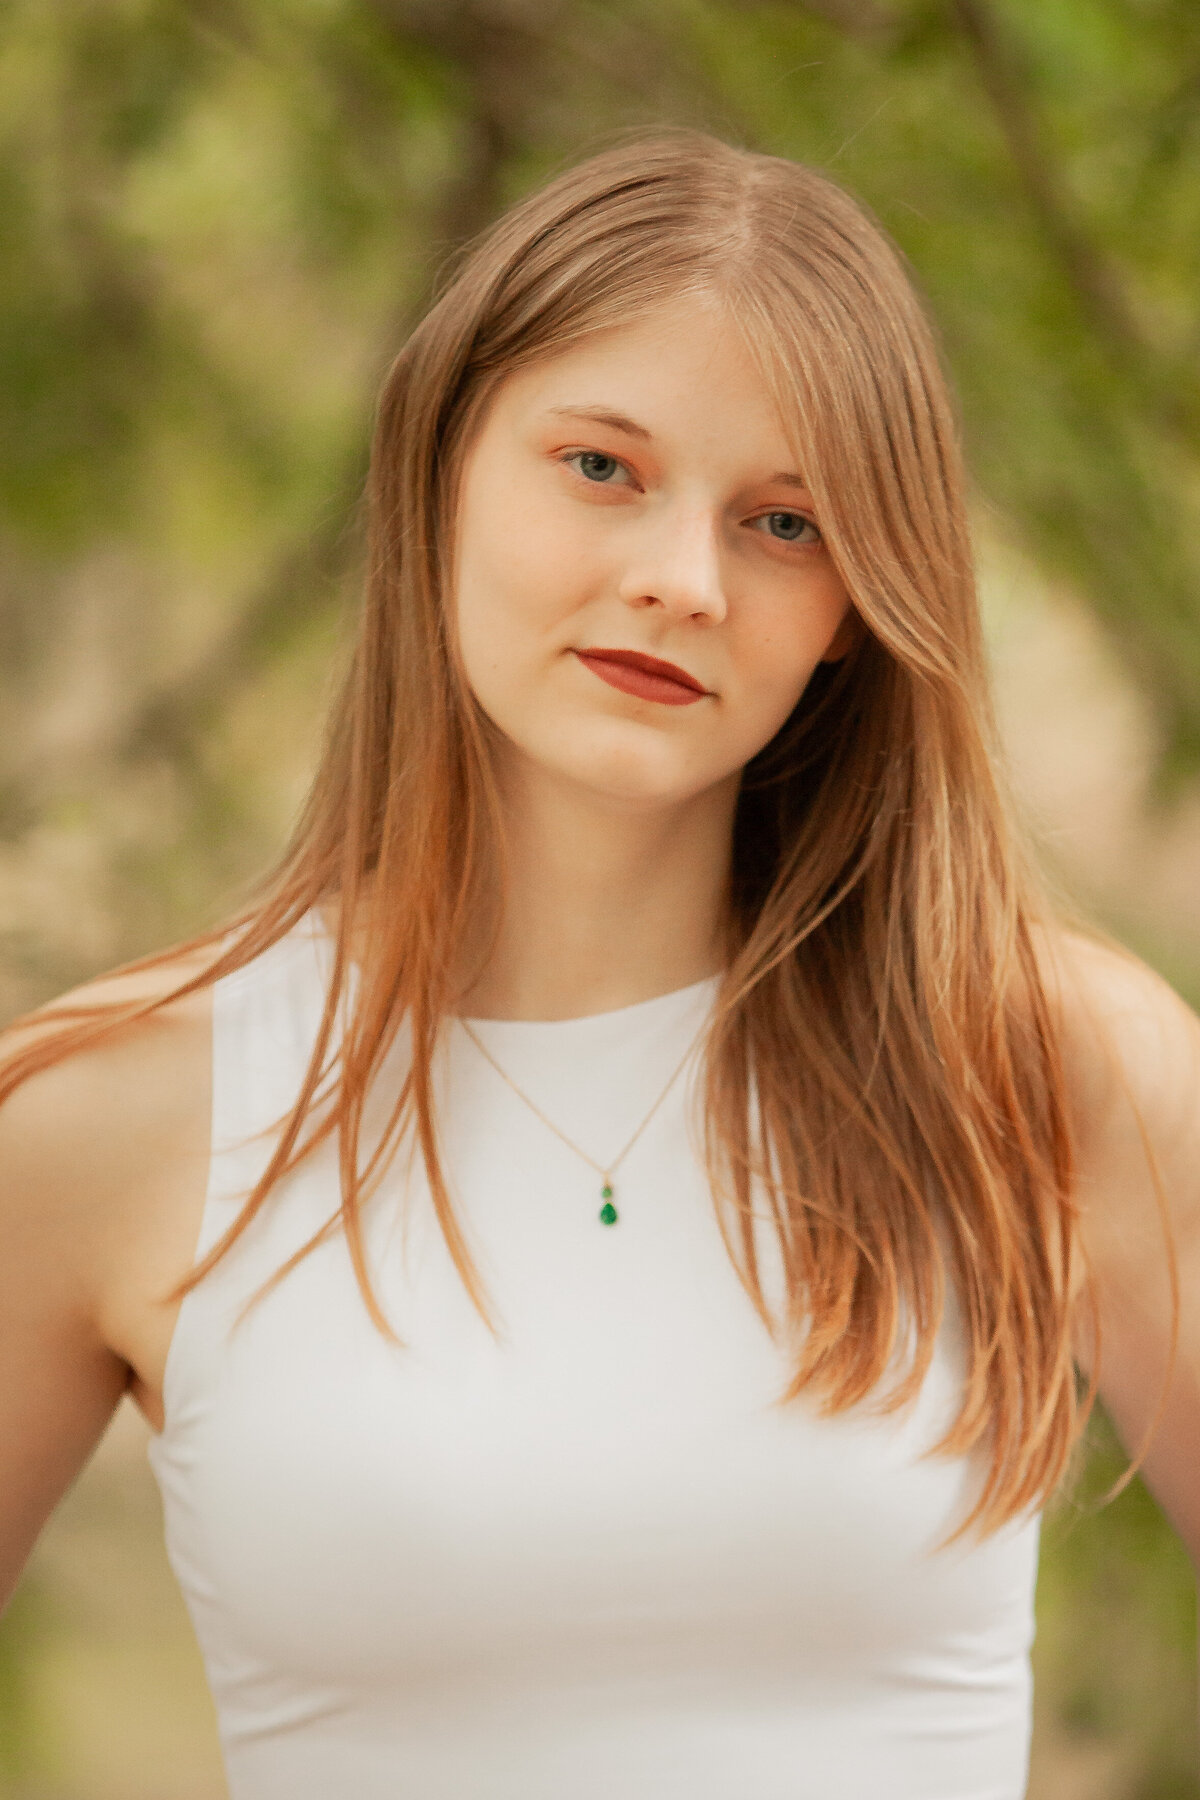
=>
[599,1181,618,1226]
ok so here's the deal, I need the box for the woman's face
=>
[450,293,857,813]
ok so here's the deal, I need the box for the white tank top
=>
[148,910,1041,1799]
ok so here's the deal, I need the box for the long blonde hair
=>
[1,130,1168,1551]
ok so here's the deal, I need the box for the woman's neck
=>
[453,762,738,1021]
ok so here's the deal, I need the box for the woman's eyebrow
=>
[546,405,652,440]
[546,406,812,491]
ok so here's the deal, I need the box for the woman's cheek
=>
[494,506,593,635]
[740,617,814,712]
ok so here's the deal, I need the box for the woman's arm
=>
[0,1042,131,1605]
[1060,934,1200,1575]
[0,960,215,1610]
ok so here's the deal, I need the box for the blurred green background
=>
[0,1,1196,1795]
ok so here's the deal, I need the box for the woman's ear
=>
[819,606,863,664]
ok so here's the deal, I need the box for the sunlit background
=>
[0,2,1197,1795]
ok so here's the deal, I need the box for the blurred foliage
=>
[0,1,1197,1794]
[0,1574,49,1786]
[1039,1404,1198,1795]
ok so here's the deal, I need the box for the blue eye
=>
[759,510,819,544]
[571,451,623,483]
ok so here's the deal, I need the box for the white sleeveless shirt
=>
[148,910,1041,1799]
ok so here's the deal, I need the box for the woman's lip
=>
[573,647,710,706]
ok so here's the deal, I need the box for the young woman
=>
[1,132,1196,1799]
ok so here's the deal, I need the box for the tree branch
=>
[949,0,1200,455]
[949,0,1143,355]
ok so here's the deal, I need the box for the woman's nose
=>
[616,505,728,622]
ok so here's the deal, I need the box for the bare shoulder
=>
[1034,926,1200,1567]
[1034,923,1200,1143]
[1033,922,1199,1294]
[0,937,226,1339]
[0,941,223,1260]
[0,937,227,1599]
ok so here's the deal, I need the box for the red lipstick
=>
[573,647,710,707]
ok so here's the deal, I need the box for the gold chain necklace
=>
[456,1009,708,1226]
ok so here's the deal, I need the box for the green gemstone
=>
[599,1200,618,1226]
[600,1182,613,1198]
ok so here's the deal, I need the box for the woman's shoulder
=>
[0,942,224,1344]
[1034,927,1200,1566]
[1033,922,1200,1135]
[0,940,222,1146]
[0,941,232,1569]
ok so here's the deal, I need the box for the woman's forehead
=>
[484,301,807,473]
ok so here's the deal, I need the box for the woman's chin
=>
[483,708,734,812]
[524,747,729,815]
